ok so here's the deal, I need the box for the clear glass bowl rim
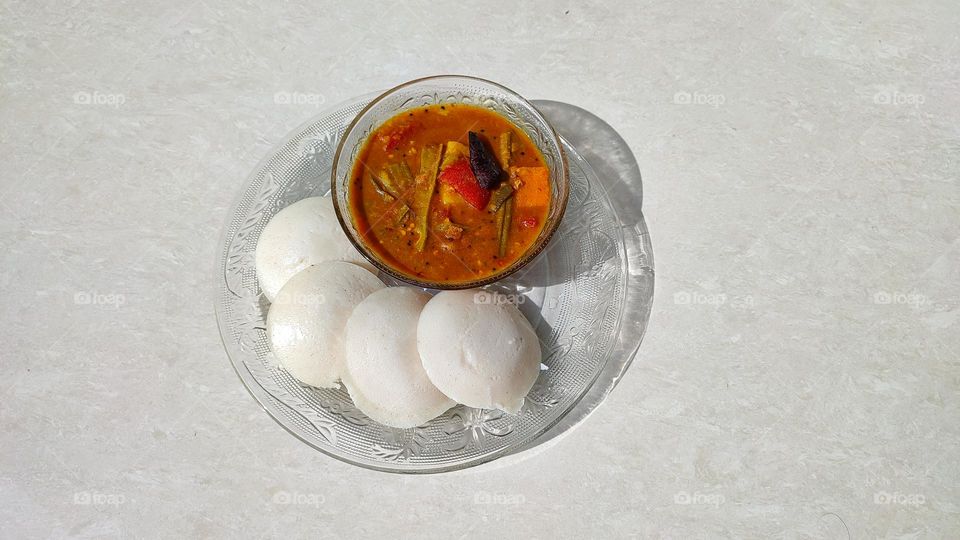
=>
[329,74,571,290]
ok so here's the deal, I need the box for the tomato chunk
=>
[378,123,415,151]
[438,158,490,210]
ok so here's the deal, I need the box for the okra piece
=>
[498,132,513,169]
[489,182,515,213]
[378,167,404,199]
[497,198,514,258]
[370,173,397,200]
[412,144,442,252]
[385,161,415,194]
[396,202,412,225]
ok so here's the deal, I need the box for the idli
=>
[343,288,454,428]
[256,196,372,302]
[417,290,541,414]
[267,261,384,388]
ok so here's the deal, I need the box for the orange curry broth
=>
[349,103,550,283]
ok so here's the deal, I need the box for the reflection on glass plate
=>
[215,95,654,473]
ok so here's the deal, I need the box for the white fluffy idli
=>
[343,288,454,428]
[267,261,384,388]
[417,290,541,414]
[256,196,372,302]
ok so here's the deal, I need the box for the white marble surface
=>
[2,0,958,538]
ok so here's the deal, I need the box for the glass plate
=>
[214,95,655,473]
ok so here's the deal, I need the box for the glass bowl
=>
[330,75,570,290]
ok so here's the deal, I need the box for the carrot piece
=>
[511,166,550,211]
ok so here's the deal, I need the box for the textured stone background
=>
[1,0,957,538]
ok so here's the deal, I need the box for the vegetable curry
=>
[349,103,550,283]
